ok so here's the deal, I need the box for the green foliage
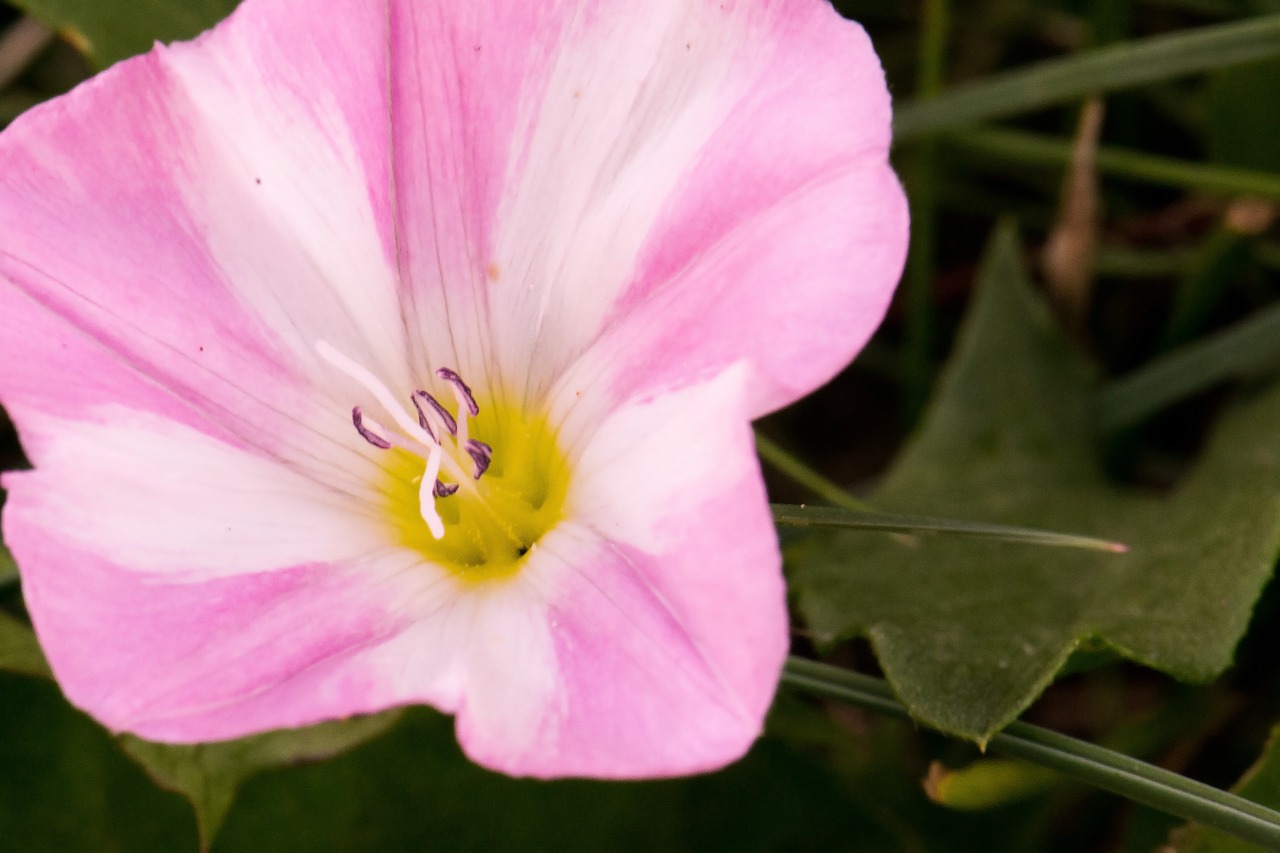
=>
[1177,725,1280,852]
[1207,59,1280,174]
[772,503,1125,551]
[1097,290,1280,433]
[120,712,402,848]
[8,0,235,67]
[0,614,398,847]
[926,758,1060,810]
[944,128,1280,201]
[0,540,16,588]
[792,224,1280,743]
[0,612,48,677]
[0,673,198,851]
[895,15,1280,139]
[0,666,1042,852]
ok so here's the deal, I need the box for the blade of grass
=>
[771,504,1127,553]
[944,127,1280,200]
[1095,301,1280,432]
[1094,245,1193,278]
[755,433,875,512]
[902,0,950,422]
[782,658,1280,851]
[896,15,1280,140]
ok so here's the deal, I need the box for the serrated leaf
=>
[1174,725,1280,853]
[0,611,49,678]
[792,223,1280,743]
[9,0,237,68]
[120,710,401,850]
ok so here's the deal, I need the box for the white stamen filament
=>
[419,444,445,538]
[316,340,478,540]
[316,341,436,450]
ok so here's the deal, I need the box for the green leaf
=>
[119,711,402,850]
[1175,725,1280,853]
[0,612,49,678]
[783,659,1280,850]
[9,0,238,68]
[0,672,198,851]
[895,15,1280,140]
[792,223,1280,743]
[2,665,1025,853]
[211,697,1042,853]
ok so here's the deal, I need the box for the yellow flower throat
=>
[379,399,568,583]
[314,339,569,586]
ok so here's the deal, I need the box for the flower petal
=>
[454,364,786,777]
[157,0,410,385]
[4,409,388,578]
[9,541,423,740]
[0,51,308,460]
[0,0,409,476]
[594,163,907,417]
[474,0,906,412]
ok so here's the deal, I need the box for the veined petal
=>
[602,8,906,415]
[3,409,387,579]
[0,52,310,463]
[0,0,412,482]
[568,164,907,418]
[473,0,905,411]
[8,539,426,740]
[158,0,409,387]
[453,365,785,777]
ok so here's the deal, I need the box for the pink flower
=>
[0,0,906,777]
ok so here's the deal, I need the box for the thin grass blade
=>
[896,15,1280,140]
[1097,302,1280,432]
[771,504,1128,553]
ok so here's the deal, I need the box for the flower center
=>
[317,342,568,583]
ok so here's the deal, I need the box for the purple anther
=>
[438,368,480,417]
[433,480,459,498]
[412,390,457,437]
[465,439,493,479]
[409,392,437,441]
[351,406,392,450]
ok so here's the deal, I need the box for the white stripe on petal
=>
[488,0,749,400]
[158,15,409,394]
[15,407,387,578]
[565,362,757,549]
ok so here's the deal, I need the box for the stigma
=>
[316,341,491,540]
